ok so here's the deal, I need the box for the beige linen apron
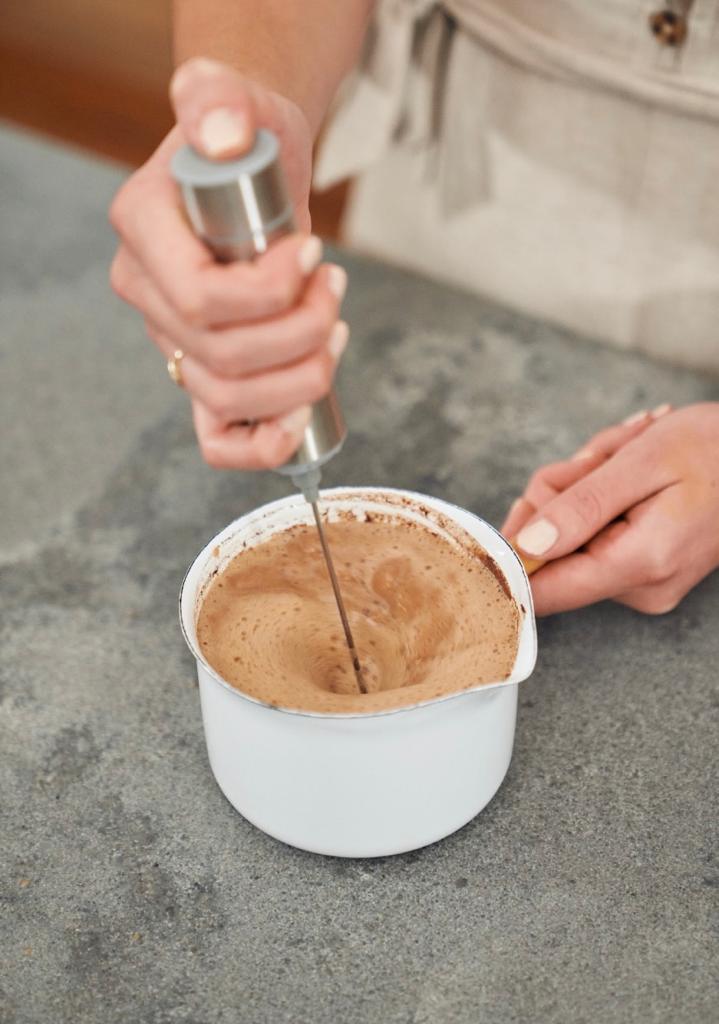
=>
[315,1,719,372]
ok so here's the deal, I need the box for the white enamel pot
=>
[180,488,537,858]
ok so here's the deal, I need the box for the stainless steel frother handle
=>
[170,131,347,484]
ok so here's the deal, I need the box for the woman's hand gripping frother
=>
[109,58,349,470]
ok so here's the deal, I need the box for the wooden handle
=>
[510,540,545,577]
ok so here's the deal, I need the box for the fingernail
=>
[516,518,559,557]
[571,448,595,461]
[651,403,671,419]
[328,321,349,361]
[279,405,312,440]
[198,107,249,158]
[298,235,323,275]
[622,409,648,426]
[328,264,348,302]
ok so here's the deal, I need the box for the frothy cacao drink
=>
[196,510,520,714]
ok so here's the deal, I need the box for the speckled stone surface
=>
[1,124,717,1024]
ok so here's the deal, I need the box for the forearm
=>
[173,0,374,136]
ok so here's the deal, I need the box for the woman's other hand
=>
[501,403,719,616]
[109,57,348,470]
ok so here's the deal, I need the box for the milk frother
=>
[171,131,367,693]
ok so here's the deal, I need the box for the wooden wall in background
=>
[0,0,174,165]
[0,0,347,238]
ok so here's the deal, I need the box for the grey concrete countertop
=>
[1,124,717,1024]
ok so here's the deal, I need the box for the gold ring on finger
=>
[167,349,185,388]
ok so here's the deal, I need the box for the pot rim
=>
[179,486,537,720]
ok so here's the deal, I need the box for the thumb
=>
[169,57,257,160]
[513,442,675,563]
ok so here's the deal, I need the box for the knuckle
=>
[650,595,681,615]
[645,543,679,585]
[212,394,239,424]
[256,267,295,310]
[630,590,681,616]
[309,303,334,343]
[204,338,245,378]
[589,426,612,447]
[273,277,296,310]
[528,467,548,491]
[251,448,274,471]
[108,187,130,233]
[566,483,604,533]
[109,256,129,301]
[173,285,206,326]
[200,384,231,422]
[109,173,154,233]
[253,440,287,472]
[199,438,226,470]
[304,358,332,403]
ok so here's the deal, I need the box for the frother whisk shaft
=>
[311,502,368,695]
